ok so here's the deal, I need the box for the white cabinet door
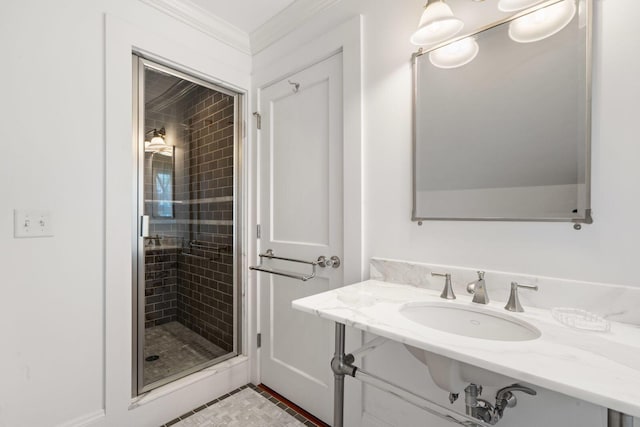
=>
[258,52,343,423]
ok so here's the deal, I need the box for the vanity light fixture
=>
[410,0,464,46]
[429,36,479,69]
[497,0,543,12]
[508,0,576,43]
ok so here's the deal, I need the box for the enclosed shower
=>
[132,56,242,394]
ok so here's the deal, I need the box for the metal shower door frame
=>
[131,54,245,396]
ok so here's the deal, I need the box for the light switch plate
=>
[14,210,53,238]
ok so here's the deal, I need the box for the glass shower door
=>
[133,56,241,394]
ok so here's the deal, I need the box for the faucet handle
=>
[505,281,538,312]
[431,272,456,300]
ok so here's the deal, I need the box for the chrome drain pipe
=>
[464,383,485,424]
[608,410,634,427]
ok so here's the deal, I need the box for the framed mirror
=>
[412,0,592,224]
[151,149,175,218]
[145,147,175,218]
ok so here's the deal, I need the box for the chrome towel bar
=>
[258,249,319,266]
[250,265,316,282]
[250,249,341,282]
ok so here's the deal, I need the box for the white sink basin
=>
[400,302,541,341]
[400,302,541,393]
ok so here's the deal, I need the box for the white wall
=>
[0,1,251,426]
[254,0,640,425]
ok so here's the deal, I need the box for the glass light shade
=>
[508,0,577,43]
[429,37,479,69]
[150,135,165,145]
[146,135,167,152]
[498,0,543,12]
[411,1,464,46]
[157,146,174,157]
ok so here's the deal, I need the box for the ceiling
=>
[188,0,297,34]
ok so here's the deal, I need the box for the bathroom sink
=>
[400,302,541,393]
[400,302,541,341]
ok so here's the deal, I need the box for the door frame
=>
[105,13,252,426]
[250,15,363,425]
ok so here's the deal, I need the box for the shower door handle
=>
[140,215,150,237]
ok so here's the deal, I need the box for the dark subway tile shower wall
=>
[144,74,235,353]
[177,87,235,352]
[144,248,178,327]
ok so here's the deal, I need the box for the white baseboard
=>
[55,410,105,427]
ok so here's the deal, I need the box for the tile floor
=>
[161,385,324,427]
[144,321,229,385]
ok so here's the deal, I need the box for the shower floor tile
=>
[144,321,229,385]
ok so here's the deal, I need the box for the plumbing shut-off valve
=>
[461,383,537,425]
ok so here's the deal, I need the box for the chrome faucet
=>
[467,271,489,304]
[431,272,455,300]
[504,281,538,312]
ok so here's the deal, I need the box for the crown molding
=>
[138,0,251,55]
[250,0,343,54]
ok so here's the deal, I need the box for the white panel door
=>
[258,53,343,423]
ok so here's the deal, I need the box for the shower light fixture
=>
[508,0,576,43]
[429,36,479,69]
[157,146,174,157]
[411,0,464,46]
[150,128,166,145]
[146,127,167,151]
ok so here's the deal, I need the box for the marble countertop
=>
[292,280,640,418]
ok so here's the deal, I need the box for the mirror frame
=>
[411,0,593,225]
[149,147,176,219]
